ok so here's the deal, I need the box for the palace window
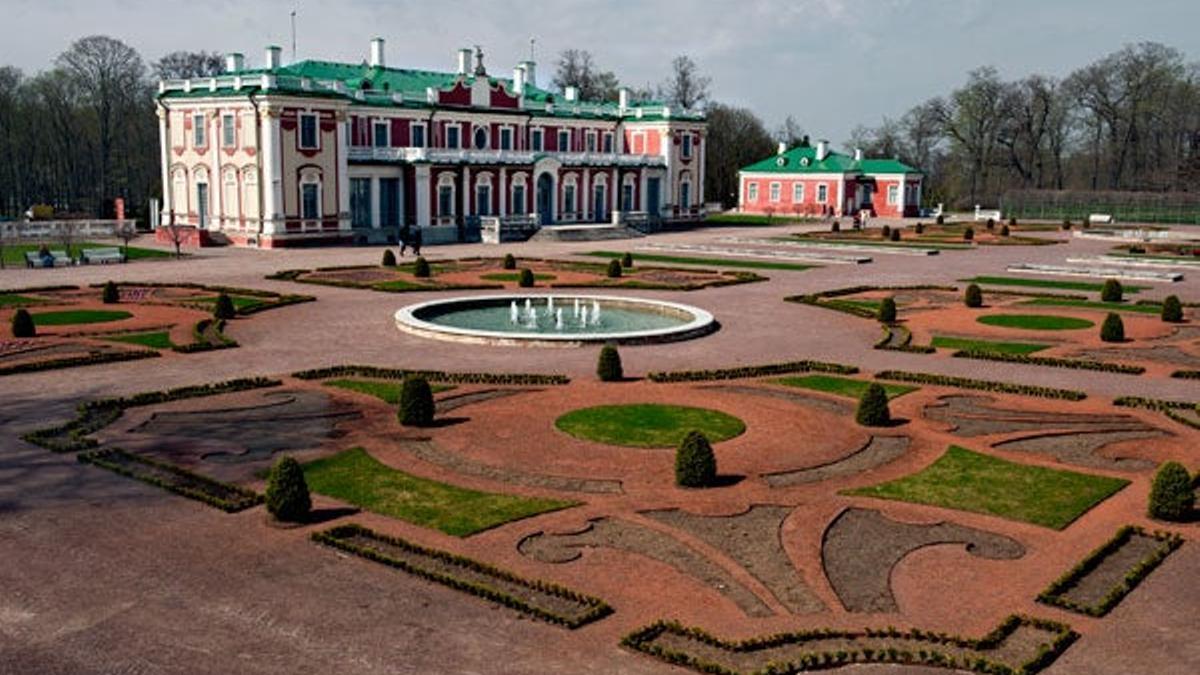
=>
[373,121,389,148]
[680,181,691,207]
[299,113,319,150]
[603,132,614,153]
[888,184,899,204]
[681,134,693,159]
[193,113,206,147]
[221,114,236,148]
[557,129,570,152]
[499,127,513,151]
[302,183,320,220]
[793,183,805,202]
[563,184,577,214]
[350,178,372,227]
[530,128,544,152]
[511,183,526,215]
[586,131,596,153]
[476,176,492,217]
[410,123,426,148]
[747,182,758,202]
[769,182,781,203]
[445,124,461,149]
[437,176,456,217]
[474,126,488,150]
[817,184,828,203]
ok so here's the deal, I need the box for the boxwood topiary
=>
[412,256,431,278]
[596,344,623,381]
[831,220,840,232]
[889,228,900,242]
[963,227,975,241]
[606,259,622,278]
[1100,312,1125,343]
[986,217,995,230]
[675,431,716,488]
[11,308,35,337]
[855,382,891,427]
[1161,295,1183,323]
[1148,462,1194,521]
[398,375,435,426]
[381,249,397,267]
[102,281,120,304]
[914,222,924,234]
[265,456,311,522]
[213,292,236,320]
[878,297,897,324]
[503,253,517,270]
[517,268,535,287]
[1101,279,1123,302]
[964,283,983,308]
[1000,224,1010,237]
[621,252,634,268]
[936,214,945,225]
[881,224,891,238]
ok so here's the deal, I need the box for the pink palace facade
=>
[155,40,707,247]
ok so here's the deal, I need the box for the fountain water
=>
[510,301,519,324]
[555,308,564,330]
[580,305,589,326]
[524,298,532,314]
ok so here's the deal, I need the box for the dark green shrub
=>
[1009,216,1017,226]
[381,249,397,267]
[831,220,840,232]
[878,297,897,323]
[963,227,975,241]
[914,222,924,234]
[964,284,983,308]
[881,224,891,238]
[11,309,35,338]
[412,256,431,278]
[936,214,945,225]
[675,431,716,488]
[398,376,435,426]
[856,382,891,426]
[1062,219,1072,230]
[889,228,900,242]
[1100,279,1123,302]
[1161,295,1184,323]
[986,217,995,230]
[1000,224,1010,237]
[265,456,311,522]
[102,281,120,304]
[1148,462,1194,521]
[1100,313,1125,343]
[502,253,516,270]
[213,293,236,320]
[596,344,623,381]
[518,268,535,287]
[621,251,634,268]
[606,259,622,278]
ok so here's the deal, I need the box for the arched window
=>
[193,166,210,228]
[437,173,456,218]
[475,173,493,217]
[510,174,528,216]
[299,169,322,221]
[171,168,188,220]
[592,173,608,221]
[562,173,578,218]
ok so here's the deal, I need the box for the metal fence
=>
[1000,190,1200,225]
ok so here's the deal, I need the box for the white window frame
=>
[530,128,544,152]
[681,134,693,159]
[563,177,577,215]
[298,113,319,150]
[817,183,829,203]
[747,182,759,203]
[793,183,805,203]
[769,182,781,203]
[221,113,236,148]
[499,126,513,151]
[510,175,528,216]
[301,179,321,221]
[373,120,390,148]
[445,123,461,149]
[888,184,899,205]
[410,122,427,148]
[602,132,614,154]
[193,113,207,148]
[557,129,570,152]
[586,130,597,153]
[437,173,457,218]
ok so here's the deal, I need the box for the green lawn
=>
[1021,298,1163,314]
[103,331,175,349]
[373,279,436,291]
[324,378,455,404]
[479,272,557,282]
[844,445,1129,530]
[930,336,1051,355]
[192,295,269,312]
[0,293,47,308]
[1,242,170,266]
[977,314,1095,331]
[961,275,1144,294]
[586,251,815,272]
[830,298,883,312]
[555,403,746,448]
[31,309,132,326]
[775,374,917,400]
[302,447,575,537]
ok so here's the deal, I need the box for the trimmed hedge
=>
[22,377,282,452]
[878,297,898,323]
[1113,396,1200,430]
[1100,279,1123,303]
[951,350,1146,375]
[78,447,263,512]
[675,431,717,488]
[606,259,623,278]
[1100,313,1125,343]
[1148,462,1195,521]
[621,614,1078,675]
[647,360,858,383]
[622,252,634,268]
[964,284,983,308]
[413,256,431,278]
[1171,369,1200,379]
[875,370,1087,401]
[94,281,315,316]
[875,324,937,353]
[787,285,957,320]
[855,383,891,426]
[292,364,569,386]
[0,348,159,378]
[1160,295,1184,323]
[381,249,397,267]
[172,319,238,353]
[518,268,535,287]
[266,456,312,522]
[11,308,35,337]
[313,523,612,628]
[502,253,517,269]
[102,281,120,304]
[398,376,436,426]
[1038,526,1183,617]
[212,293,237,320]
[596,344,623,382]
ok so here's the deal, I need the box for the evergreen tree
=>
[413,256,431,278]
[381,249,397,267]
[518,268,535,287]
[213,292,236,320]
[1148,462,1194,521]
[398,376,435,426]
[675,430,717,488]
[1101,279,1123,302]
[265,456,312,522]
[102,280,120,304]
[596,344,623,381]
[606,259,622,278]
[1161,295,1183,323]
[1100,312,1125,342]
[878,297,897,323]
[856,383,891,427]
[964,283,983,308]
[10,309,35,337]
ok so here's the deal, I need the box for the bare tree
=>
[115,219,137,257]
[56,220,78,260]
[935,67,1007,205]
[659,55,710,111]
[703,103,775,207]
[775,116,807,149]
[162,222,188,259]
[152,51,224,80]
[552,50,620,101]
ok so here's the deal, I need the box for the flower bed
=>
[874,370,1087,400]
[0,348,159,377]
[1038,526,1183,617]
[647,360,858,383]
[78,447,262,512]
[291,364,569,386]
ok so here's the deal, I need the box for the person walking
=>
[411,226,423,256]
[399,225,411,256]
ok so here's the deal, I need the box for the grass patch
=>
[845,445,1128,529]
[302,447,575,536]
[775,374,917,399]
[324,378,455,404]
[31,309,132,326]
[2,242,171,266]
[930,336,1050,355]
[585,251,815,272]
[962,275,1145,294]
[555,403,746,448]
[977,314,1094,331]
[479,272,557,282]
[103,331,175,349]
[0,293,48,307]
[191,295,269,312]
[372,279,436,291]
[1021,298,1163,314]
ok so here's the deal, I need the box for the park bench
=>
[24,250,73,268]
[1088,213,1115,225]
[974,205,1002,222]
[80,247,126,264]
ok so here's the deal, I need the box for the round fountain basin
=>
[395,294,717,347]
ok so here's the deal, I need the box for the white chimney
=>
[777,142,787,155]
[854,147,863,162]
[369,38,386,68]
[265,45,282,69]
[564,86,578,102]
[618,87,630,111]
[225,53,244,73]
[512,65,526,94]
[816,139,829,161]
[457,48,472,76]
[521,60,537,88]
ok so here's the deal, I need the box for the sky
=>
[2,0,1197,145]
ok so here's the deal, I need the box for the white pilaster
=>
[337,115,351,231]
[260,109,284,234]
[157,107,172,224]
[461,166,471,220]
[370,176,381,228]
[499,167,507,216]
[414,164,431,227]
[209,112,221,230]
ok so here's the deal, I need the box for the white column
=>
[697,131,706,208]
[414,164,431,227]
[581,169,590,220]
[915,180,922,212]
[260,109,284,235]
[837,177,846,216]
[499,167,507,216]
[639,168,648,211]
[738,173,745,211]
[209,112,222,230]
[610,168,617,217]
[461,166,471,220]
[370,176,381,228]
[336,114,351,231]
[157,108,172,225]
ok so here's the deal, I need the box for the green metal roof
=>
[740,145,919,175]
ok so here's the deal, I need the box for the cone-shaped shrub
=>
[265,456,311,523]
[413,256,431,278]
[381,249,397,267]
[102,281,120,304]
[1161,295,1183,323]
[398,376,435,426]
[1101,279,1123,302]
[964,283,983,308]
[914,222,925,234]
[213,292,236,320]
[606,259,622,278]
[517,268,535,287]
[878,297,897,323]
[1000,224,1010,237]
[856,383,891,427]
[596,344,623,381]
[963,227,975,241]
[1100,312,1125,343]
[1009,216,1017,226]
[881,225,891,238]
[675,431,717,488]
[621,252,634,268]
[889,228,901,242]
[936,214,945,225]
[1148,462,1194,521]
[831,220,840,232]
[986,217,995,230]
[11,309,35,338]
[503,253,517,270]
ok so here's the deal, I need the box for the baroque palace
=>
[156,39,707,247]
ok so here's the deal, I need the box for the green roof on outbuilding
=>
[740,145,919,175]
